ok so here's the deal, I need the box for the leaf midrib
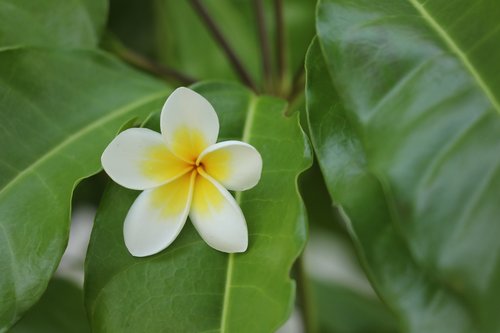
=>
[0,91,168,199]
[219,93,258,333]
[407,0,500,114]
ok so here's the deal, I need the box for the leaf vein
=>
[220,93,258,333]
[0,91,167,200]
[407,0,500,114]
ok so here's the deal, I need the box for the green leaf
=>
[11,278,90,333]
[0,0,108,49]
[313,280,398,333]
[84,82,312,332]
[300,160,341,232]
[0,48,168,329]
[308,0,500,331]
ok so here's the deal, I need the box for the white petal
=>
[101,128,192,190]
[198,140,262,191]
[189,172,248,253]
[160,87,219,162]
[123,171,196,257]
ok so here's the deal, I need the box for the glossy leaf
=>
[308,0,500,331]
[0,48,168,329]
[11,278,90,333]
[0,0,107,48]
[84,82,312,332]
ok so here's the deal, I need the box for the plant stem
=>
[118,51,196,86]
[189,0,258,92]
[103,33,196,85]
[254,0,272,91]
[274,0,286,90]
[295,254,318,333]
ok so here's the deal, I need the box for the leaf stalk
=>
[103,33,196,86]
[254,0,273,92]
[189,0,259,92]
[274,0,286,93]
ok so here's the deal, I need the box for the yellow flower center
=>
[171,126,209,163]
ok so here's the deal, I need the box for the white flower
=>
[101,87,262,257]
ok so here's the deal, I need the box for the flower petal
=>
[198,140,262,191]
[189,171,248,253]
[101,128,192,190]
[123,171,196,257]
[160,87,219,162]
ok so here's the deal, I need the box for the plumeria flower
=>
[101,87,262,257]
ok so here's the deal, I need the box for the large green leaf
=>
[0,0,107,48]
[0,48,168,330]
[307,0,500,331]
[11,278,90,333]
[84,82,312,332]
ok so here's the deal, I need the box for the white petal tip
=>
[210,239,248,254]
[231,245,248,254]
[227,243,248,253]
[173,86,194,94]
[124,239,165,258]
[165,87,208,106]
[128,249,155,258]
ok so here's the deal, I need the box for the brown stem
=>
[254,0,272,91]
[189,0,258,92]
[274,0,286,87]
[119,50,196,86]
[104,34,196,85]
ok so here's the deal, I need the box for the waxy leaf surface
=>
[11,278,90,333]
[308,0,500,331]
[0,48,168,329]
[0,0,107,49]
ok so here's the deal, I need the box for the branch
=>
[254,0,272,90]
[189,0,258,92]
[103,33,196,86]
[274,0,286,86]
